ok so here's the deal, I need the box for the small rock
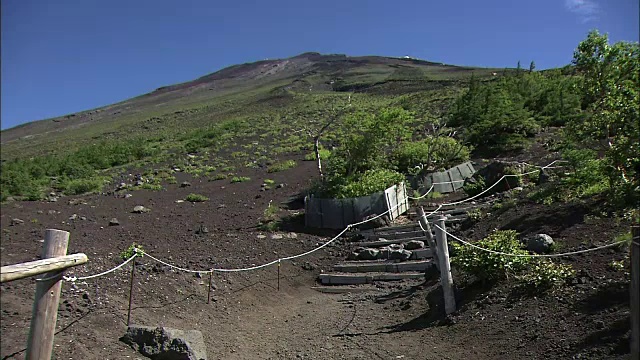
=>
[175,200,185,203]
[48,197,58,203]
[69,214,78,221]
[120,326,207,360]
[594,320,605,330]
[135,180,144,186]
[109,218,120,226]
[513,186,523,191]
[80,216,87,221]
[180,181,192,188]
[301,262,316,271]
[10,218,24,226]
[404,240,424,250]
[48,210,57,215]
[132,206,150,214]
[124,194,133,199]
[286,232,298,239]
[276,183,285,189]
[195,225,209,234]
[257,234,267,239]
[526,234,554,254]
[270,234,284,240]
[357,248,379,260]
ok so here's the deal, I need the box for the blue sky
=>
[1,0,638,130]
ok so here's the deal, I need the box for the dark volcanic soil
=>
[0,158,634,359]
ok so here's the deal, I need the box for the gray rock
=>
[125,194,133,198]
[69,214,78,221]
[109,218,120,226]
[132,206,151,214]
[270,234,284,240]
[180,181,192,188]
[11,218,24,226]
[276,183,285,189]
[285,232,298,239]
[356,248,379,260]
[526,234,554,254]
[377,246,412,261]
[404,240,424,250]
[301,262,316,271]
[195,225,209,234]
[135,180,144,187]
[120,325,207,360]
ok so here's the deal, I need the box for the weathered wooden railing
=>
[0,229,88,360]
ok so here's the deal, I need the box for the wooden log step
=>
[333,260,434,273]
[318,272,425,285]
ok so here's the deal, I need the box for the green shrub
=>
[185,193,209,202]
[516,260,575,290]
[264,179,275,185]
[140,183,163,191]
[209,173,227,181]
[466,208,484,222]
[321,169,405,199]
[120,242,144,260]
[63,178,104,195]
[392,137,470,174]
[231,176,251,183]
[267,160,297,173]
[451,230,531,282]
[304,149,331,161]
[463,176,486,197]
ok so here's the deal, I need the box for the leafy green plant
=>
[451,230,531,282]
[121,242,144,260]
[515,259,575,290]
[231,176,251,183]
[209,173,227,181]
[259,201,280,231]
[267,160,297,173]
[466,208,484,222]
[463,176,486,197]
[63,178,105,195]
[185,193,209,202]
[140,183,163,191]
[316,169,405,199]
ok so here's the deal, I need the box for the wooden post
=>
[417,207,440,271]
[26,229,70,360]
[631,224,639,360]
[434,216,456,315]
[126,258,136,327]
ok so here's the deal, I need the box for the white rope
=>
[420,160,563,218]
[141,251,213,274]
[64,253,138,282]
[433,224,628,258]
[35,271,65,282]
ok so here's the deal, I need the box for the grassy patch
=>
[231,176,251,183]
[185,193,209,202]
[267,160,297,173]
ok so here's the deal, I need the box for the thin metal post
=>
[126,257,136,327]
[277,260,281,291]
[207,271,213,304]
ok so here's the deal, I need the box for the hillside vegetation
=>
[1,31,638,213]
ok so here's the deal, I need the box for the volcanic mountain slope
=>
[0,52,501,158]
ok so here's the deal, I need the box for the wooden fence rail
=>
[0,253,87,283]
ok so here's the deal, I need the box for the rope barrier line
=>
[63,253,139,282]
[421,160,563,218]
[433,223,628,258]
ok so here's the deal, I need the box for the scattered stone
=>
[175,200,185,203]
[257,234,267,239]
[69,214,78,221]
[513,186,523,191]
[48,197,58,203]
[276,183,285,189]
[10,218,24,226]
[135,180,144,187]
[301,262,316,271]
[4,196,15,202]
[120,326,207,360]
[180,181,192,188]
[48,210,57,215]
[270,234,284,240]
[285,232,298,239]
[404,240,424,250]
[124,194,133,199]
[80,216,87,221]
[195,225,209,234]
[378,246,412,261]
[132,206,150,214]
[109,218,120,226]
[594,320,605,330]
[526,234,554,254]
[117,182,128,191]
[356,248,379,260]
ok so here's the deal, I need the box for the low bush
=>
[63,178,105,195]
[267,160,297,173]
[231,176,251,183]
[516,260,575,290]
[185,193,209,202]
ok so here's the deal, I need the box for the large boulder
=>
[526,234,554,254]
[356,248,380,260]
[465,161,526,195]
[378,246,412,261]
[120,325,207,360]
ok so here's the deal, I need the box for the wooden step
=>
[356,237,428,248]
[363,230,427,241]
[311,286,382,294]
[333,260,434,273]
[318,272,425,285]
[410,248,433,259]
